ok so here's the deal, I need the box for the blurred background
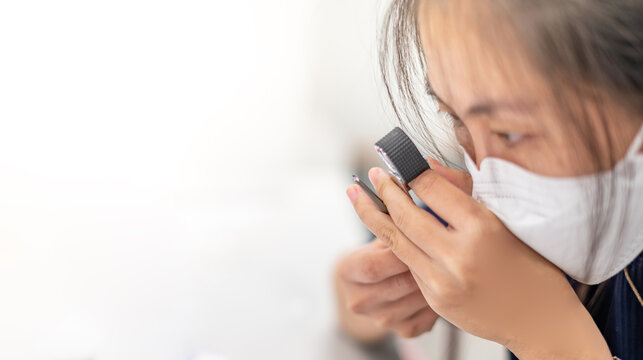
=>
[0,1,503,359]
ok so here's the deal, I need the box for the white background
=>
[0,1,502,359]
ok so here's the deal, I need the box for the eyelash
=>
[438,108,461,123]
[438,109,527,146]
[441,110,466,131]
[496,132,525,146]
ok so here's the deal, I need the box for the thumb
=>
[426,156,473,195]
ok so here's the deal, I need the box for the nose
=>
[455,121,490,170]
[473,140,492,169]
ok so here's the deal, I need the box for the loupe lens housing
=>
[374,127,429,185]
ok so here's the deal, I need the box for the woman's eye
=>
[497,132,524,144]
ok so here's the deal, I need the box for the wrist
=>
[506,298,611,359]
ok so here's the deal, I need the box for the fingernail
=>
[346,186,359,204]
[368,167,382,184]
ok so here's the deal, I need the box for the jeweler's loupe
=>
[374,127,430,186]
[351,127,448,227]
[351,126,429,213]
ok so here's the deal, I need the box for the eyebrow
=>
[425,79,534,119]
[465,100,535,118]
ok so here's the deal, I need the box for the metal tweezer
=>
[352,174,389,215]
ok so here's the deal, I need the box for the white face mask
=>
[461,125,643,284]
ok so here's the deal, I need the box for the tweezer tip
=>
[352,174,360,182]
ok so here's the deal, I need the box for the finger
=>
[365,169,450,255]
[346,184,436,276]
[371,291,429,328]
[338,241,408,284]
[426,156,473,195]
[367,168,447,235]
[369,168,448,243]
[392,307,439,338]
[391,163,482,229]
[343,271,419,313]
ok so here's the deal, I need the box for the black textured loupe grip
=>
[375,127,429,184]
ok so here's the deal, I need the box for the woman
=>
[336,0,642,358]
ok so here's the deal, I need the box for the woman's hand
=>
[345,162,612,359]
[336,238,439,338]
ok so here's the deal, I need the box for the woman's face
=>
[416,0,639,177]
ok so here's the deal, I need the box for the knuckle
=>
[396,323,420,338]
[376,314,396,328]
[432,279,464,307]
[358,255,381,282]
[457,261,481,294]
[462,204,492,234]
[414,171,440,195]
[464,214,486,238]
[379,226,399,251]
[446,247,476,280]
[392,272,416,292]
[391,207,410,229]
[465,203,485,224]
[346,295,370,314]
[456,264,476,288]
[438,253,480,304]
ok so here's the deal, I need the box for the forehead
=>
[417,0,549,111]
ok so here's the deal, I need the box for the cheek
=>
[520,107,597,176]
